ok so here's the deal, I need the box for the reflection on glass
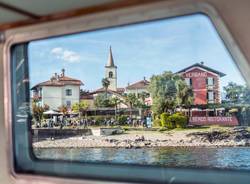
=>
[28,14,250,170]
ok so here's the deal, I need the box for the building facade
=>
[31,69,83,110]
[176,62,226,105]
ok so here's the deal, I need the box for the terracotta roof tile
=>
[92,87,124,94]
[176,63,226,77]
[31,75,83,90]
[126,80,150,90]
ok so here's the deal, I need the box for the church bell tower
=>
[105,46,117,91]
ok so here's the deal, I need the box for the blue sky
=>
[29,14,245,91]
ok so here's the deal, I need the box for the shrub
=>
[123,127,129,131]
[153,118,161,127]
[160,112,170,127]
[118,115,128,125]
[94,116,106,126]
[165,116,176,129]
[169,113,188,128]
[160,112,188,129]
[158,127,168,132]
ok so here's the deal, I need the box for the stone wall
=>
[32,128,92,140]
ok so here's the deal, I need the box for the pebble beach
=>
[33,127,250,148]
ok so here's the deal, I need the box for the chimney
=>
[61,68,65,77]
[50,74,56,81]
[143,76,146,81]
[200,61,204,65]
[55,73,60,80]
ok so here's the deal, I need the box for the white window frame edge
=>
[2,1,250,184]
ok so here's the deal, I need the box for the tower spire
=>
[106,46,115,67]
[104,46,117,91]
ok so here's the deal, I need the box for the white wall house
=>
[31,69,83,110]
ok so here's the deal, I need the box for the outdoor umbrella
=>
[43,110,62,115]
[43,110,63,120]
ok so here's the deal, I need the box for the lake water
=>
[33,147,250,170]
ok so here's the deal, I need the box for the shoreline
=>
[33,144,250,149]
[33,127,250,149]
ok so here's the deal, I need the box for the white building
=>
[31,69,83,110]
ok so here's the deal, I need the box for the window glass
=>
[11,13,250,182]
[185,78,191,86]
[109,71,113,78]
[207,77,214,86]
[208,91,214,101]
[66,89,72,96]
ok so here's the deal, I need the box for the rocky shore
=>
[33,127,250,148]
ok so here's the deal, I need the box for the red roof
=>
[92,87,125,94]
[31,75,83,90]
[117,87,125,93]
[80,94,94,100]
[176,63,226,77]
[126,80,150,90]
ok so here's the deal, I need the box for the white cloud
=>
[50,47,80,63]
[51,47,63,54]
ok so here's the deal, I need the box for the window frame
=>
[207,77,214,86]
[66,100,71,107]
[3,1,250,184]
[65,89,72,96]
[108,71,113,78]
[207,90,215,103]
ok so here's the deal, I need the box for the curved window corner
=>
[9,12,250,184]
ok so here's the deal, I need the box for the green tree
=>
[102,78,110,98]
[124,93,141,117]
[58,105,68,116]
[223,82,244,103]
[138,91,149,102]
[32,103,49,123]
[241,86,250,104]
[110,97,123,119]
[124,93,141,108]
[94,93,112,108]
[138,92,150,107]
[72,101,90,117]
[175,79,193,109]
[80,89,90,96]
[148,71,192,115]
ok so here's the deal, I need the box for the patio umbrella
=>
[43,110,63,127]
[43,110,63,119]
[43,110,62,115]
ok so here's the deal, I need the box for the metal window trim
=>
[3,1,250,184]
